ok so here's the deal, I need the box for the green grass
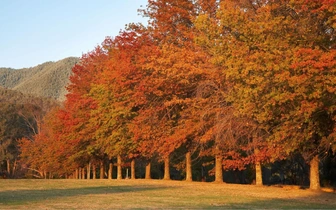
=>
[0,179,335,209]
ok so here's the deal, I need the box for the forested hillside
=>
[0,57,79,101]
[16,0,336,190]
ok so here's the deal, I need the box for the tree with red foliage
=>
[61,46,109,177]
[19,107,70,178]
[133,0,216,180]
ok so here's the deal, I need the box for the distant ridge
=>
[0,57,79,101]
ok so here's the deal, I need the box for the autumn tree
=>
[19,107,69,178]
[134,0,220,181]
[87,40,137,179]
[195,0,335,188]
[59,46,109,178]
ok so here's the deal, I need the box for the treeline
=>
[0,87,59,178]
[19,0,335,190]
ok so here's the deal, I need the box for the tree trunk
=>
[215,155,223,182]
[75,168,79,179]
[126,168,129,179]
[87,162,91,179]
[255,161,263,186]
[163,155,171,180]
[82,167,85,179]
[100,162,104,179]
[93,164,96,179]
[145,162,151,179]
[131,159,136,179]
[108,162,113,179]
[117,155,122,180]
[185,151,192,181]
[78,168,82,179]
[12,159,17,177]
[310,155,320,190]
[6,159,10,177]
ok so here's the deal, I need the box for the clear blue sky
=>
[0,0,148,69]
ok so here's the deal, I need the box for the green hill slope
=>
[0,57,79,101]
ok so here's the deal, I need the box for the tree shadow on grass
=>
[0,185,175,205]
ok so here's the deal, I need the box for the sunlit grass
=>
[0,179,335,209]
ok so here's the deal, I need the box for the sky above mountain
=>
[0,0,148,69]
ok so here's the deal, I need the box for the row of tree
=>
[19,0,335,190]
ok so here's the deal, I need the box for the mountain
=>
[0,57,79,101]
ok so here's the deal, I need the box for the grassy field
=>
[0,179,335,209]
